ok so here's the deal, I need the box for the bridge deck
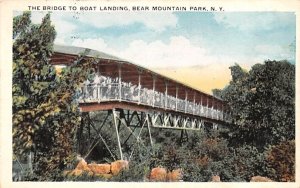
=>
[79,82,229,123]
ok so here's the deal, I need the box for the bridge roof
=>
[53,44,125,62]
[51,44,225,107]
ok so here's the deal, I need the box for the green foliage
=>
[63,171,107,182]
[220,60,295,148]
[178,130,267,182]
[13,11,31,39]
[265,140,295,181]
[13,11,57,156]
[212,88,222,98]
[13,12,294,182]
[13,12,95,180]
[110,161,150,182]
[31,59,95,180]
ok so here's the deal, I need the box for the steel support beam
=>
[113,109,123,160]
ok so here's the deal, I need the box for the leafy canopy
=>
[218,60,295,148]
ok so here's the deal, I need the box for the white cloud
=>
[214,12,294,31]
[72,38,116,54]
[119,36,211,67]
[30,11,45,24]
[70,36,228,68]
[254,44,292,60]
[52,19,76,35]
[78,12,178,32]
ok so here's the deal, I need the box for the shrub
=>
[266,140,295,181]
[109,161,150,182]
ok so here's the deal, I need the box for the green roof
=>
[54,44,126,62]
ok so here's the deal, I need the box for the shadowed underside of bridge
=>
[51,44,230,161]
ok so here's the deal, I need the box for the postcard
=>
[0,0,299,188]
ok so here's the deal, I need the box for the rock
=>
[75,158,90,171]
[250,176,273,182]
[62,170,71,176]
[211,175,221,182]
[70,169,83,176]
[88,163,111,175]
[111,160,129,175]
[167,169,183,182]
[149,167,167,182]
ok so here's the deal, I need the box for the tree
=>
[13,12,95,180]
[13,11,58,157]
[219,60,295,148]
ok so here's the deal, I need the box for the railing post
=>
[216,102,219,120]
[152,75,156,107]
[97,66,101,103]
[165,81,168,109]
[185,90,187,113]
[175,86,178,111]
[138,70,141,104]
[200,95,203,115]
[206,97,209,118]
[97,84,100,103]
[221,104,224,121]
[118,64,122,101]
[212,98,214,119]
[193,92,196,115]
[160,93,163,108]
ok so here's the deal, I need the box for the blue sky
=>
[24,11,296,68]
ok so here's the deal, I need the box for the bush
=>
[109,161,150,182]
[266,140,295,181]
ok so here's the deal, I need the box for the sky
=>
[13,11,296,93]
[21,11,296,69]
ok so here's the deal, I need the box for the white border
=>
[1,0,299,188]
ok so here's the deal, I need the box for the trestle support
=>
[78,108,219,162]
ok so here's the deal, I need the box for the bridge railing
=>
[79,83,229,122]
